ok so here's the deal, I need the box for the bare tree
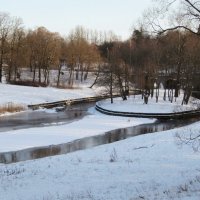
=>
[26,27,61,85]
[0,12,12,82]
[142,1,200,102]
[66,26,101,87]
[7,18,25,82]
[144,0,200,35]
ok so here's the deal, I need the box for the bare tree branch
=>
[185,0,200,14]
[158,25,200,35]
[189,134,200,141]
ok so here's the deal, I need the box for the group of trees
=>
[0,0,200,104]
[0,13,102,87]
[143,0,200,103]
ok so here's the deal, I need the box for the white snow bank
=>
[98,91,199,113]
[0,108,155,152]
[0,83,200,199]
[0,121,199,200]
[0,83,99,106]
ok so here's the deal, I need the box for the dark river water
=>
[0,104,200,164]
[0,102,95,132]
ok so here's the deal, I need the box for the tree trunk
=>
[0,50,4,83]
[57,64,62,87]
[110,66,113,104]
[32,64,37,83]
[90,65,100,88]
[81,64,84,82]
[38,65,41,84]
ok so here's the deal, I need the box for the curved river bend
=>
[0,104,199,164]
[0,102,95,132]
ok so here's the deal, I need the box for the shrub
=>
[0,102,26,114]
[109,148,118,162]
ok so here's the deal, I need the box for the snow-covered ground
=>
[0,83,99,106]
[0,83,200,199]
[98,91,199,113]
[0,121,200,200]
[0,108,154,152]
[1,86,199,152]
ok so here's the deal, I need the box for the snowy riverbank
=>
[0,83,99,106]
[98,90,199,113]
[0,120,200,200]
[0,107,155,152]
[0,84,200,199]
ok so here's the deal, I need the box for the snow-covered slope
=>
[0,121,200,200]
[0,83,98,105]
[0,83,200,199]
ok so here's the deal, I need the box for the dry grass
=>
[0,102,26,114]
[55,84,81,89]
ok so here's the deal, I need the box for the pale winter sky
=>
[0,0,152,40]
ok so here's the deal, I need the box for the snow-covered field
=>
[98,91,199,113]
[0,122,200,200]
[0,83,98,106]
[0,83,200,199]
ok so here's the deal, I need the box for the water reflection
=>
[1,116,200,164]
[0,102,95,132]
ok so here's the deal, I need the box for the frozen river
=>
[0,102,95,132]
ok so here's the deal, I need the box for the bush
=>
[109,148,118,162]
[0,102,26,114]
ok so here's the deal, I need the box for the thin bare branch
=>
[159,25,200,35]
[185,0,200,14]
[189,134,200,141]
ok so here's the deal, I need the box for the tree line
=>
[0,12,104,86]
[0,0,200,104]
